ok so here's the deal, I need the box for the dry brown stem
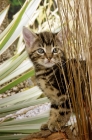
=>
[20,130,67,140]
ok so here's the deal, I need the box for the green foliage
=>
[10,0,25,6]
[8,0,26,19]
[0,0,50,139]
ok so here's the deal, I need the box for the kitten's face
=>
[23,27,64,68]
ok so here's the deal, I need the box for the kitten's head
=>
[23,27,65,68]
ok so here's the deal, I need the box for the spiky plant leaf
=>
[0,0,41,54]
[0,5,10,26]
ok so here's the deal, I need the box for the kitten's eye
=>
[53,48,58,53]
[37,48,44,54]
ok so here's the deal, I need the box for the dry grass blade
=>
[57,0,92,140]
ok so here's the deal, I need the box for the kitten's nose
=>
[45,53,52,62]
[48,57,51,60]
[47,56,52,61]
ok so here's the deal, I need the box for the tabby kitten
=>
[23,27,83,138]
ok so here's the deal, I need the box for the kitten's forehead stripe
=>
[38,32,55,46]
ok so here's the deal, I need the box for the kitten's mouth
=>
[39,58,55,68]
[44,60,55,67]
[44,63,54,67]
[45,61,53,64]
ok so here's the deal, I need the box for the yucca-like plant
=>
[0,0,50,140]
[0,0,60,139]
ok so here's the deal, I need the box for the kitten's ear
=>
[56,30,62,42]
[56,28,67,42]
[23,26,38,48]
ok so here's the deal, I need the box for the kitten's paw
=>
[41,123,48,130]
[65,127,78,140]
[70,123,78,136]
[41,122,61,132]
[48,120,62,132]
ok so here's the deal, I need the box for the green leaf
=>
[0,51,28,81]
[0,69,35,94]
[0,97,49,114]
[0,0,29,51]
[0,124,40,133]
[0,112,49,126]
[0,134,28,140]
[0,5,10,26]
[0,86,42,107]
[0,58,33,85]
[0,0,41,54]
